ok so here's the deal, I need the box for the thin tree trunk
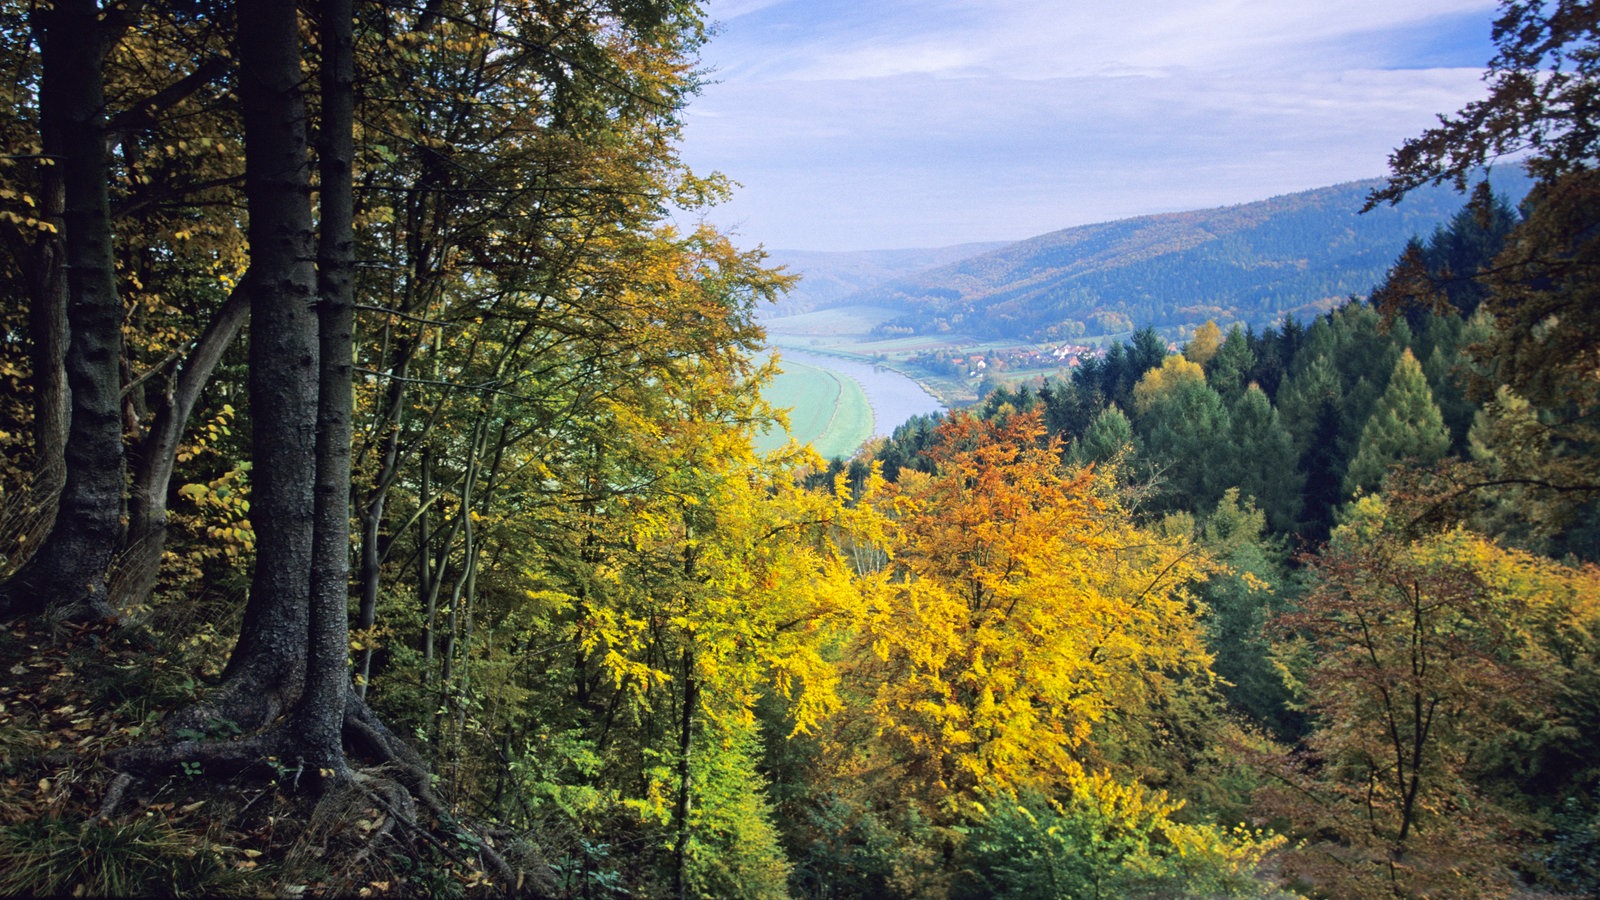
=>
[355,335,414,698]
[420,440,437,671]
[115,284,249,607]
[672,526,700,900]
[294,0,356,777]
[673,644,698,900]
[440,407,487,701]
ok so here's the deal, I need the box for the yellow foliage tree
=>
[833,410,1216,816]
[1131,353,1206,415]
[1185,319,1224,367]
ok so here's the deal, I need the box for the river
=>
[768,345,945,438]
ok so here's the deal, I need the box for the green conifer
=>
[1072,404,1136,467]
[1230,385,1303,533]
[1344,348,1450,494]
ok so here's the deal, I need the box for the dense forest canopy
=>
[0,1,1597,898]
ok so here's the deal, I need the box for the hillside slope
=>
[843,171,1533,340]
[766,243,1010,314]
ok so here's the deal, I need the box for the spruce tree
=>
[1229,385,1303,533]
[1277,354,1345,539]
[1344,349,1450,495]
[1072,403,1136,468]
[1207,324,1256,403]
[1138,378,1233,515]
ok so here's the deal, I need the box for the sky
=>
[675,0,1502,252]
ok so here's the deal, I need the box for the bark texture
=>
[207,0,321,728]
[294,0,357,773]
[0,0,128,622]
[23,140,67,499]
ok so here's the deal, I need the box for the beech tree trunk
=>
[0,0,128,622]
[116,286,250,607]
[208,0,321,729]
[355,339,414,697]
[673,644,698,900]
[294,0,357,773]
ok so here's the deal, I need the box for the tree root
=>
[95,772,134,820]
[350,770,415,849]
[161,668,295,739]
[341,693,520,889]
[99,687,535,894]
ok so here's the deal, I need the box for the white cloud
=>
[707,0,1498,80]
[703,0,787,22]
[681,1,1502,249]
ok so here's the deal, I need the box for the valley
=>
[756,169,1535,456]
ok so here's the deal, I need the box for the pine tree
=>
[1229,385,1303,533]
[1071,403,1136,468]
[1207,323,1256,403]
[1344,349,1450,495]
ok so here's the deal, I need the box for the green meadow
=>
[756,357,874,460]
[764,305,1101,407]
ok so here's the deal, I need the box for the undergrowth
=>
[0,619,488,898]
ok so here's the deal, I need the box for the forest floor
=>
[0,620,482,898]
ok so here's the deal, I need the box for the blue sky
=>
[676,0,1501,252]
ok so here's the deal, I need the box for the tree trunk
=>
[292,0,356,776]
[355,336,414,698]
[115,285,250,607]
[673,644,698,900]
[420,439,438,673]
[207,0,321,731]
[24,147,67,502]
[0,0,128,623]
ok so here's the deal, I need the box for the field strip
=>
[814,368,875,458]
[754,355,875,458]
[809,366,874,459]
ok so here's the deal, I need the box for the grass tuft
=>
[0,814,254,898]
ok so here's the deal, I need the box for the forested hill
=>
[839,169,1533,341]
[764,242,1010,313]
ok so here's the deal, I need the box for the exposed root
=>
[161,673,293,739]
[106,732,278,786]
[98,688,536,894]
[350,769,416,848]
[95,772,134,820]
[279,774,411,894]
[0,574,118,626]
[342,693,520,889]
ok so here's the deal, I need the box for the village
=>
[903,339,1177,381]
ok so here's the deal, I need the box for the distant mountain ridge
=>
[764,243,1010,314]
[790,171,1534,341]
